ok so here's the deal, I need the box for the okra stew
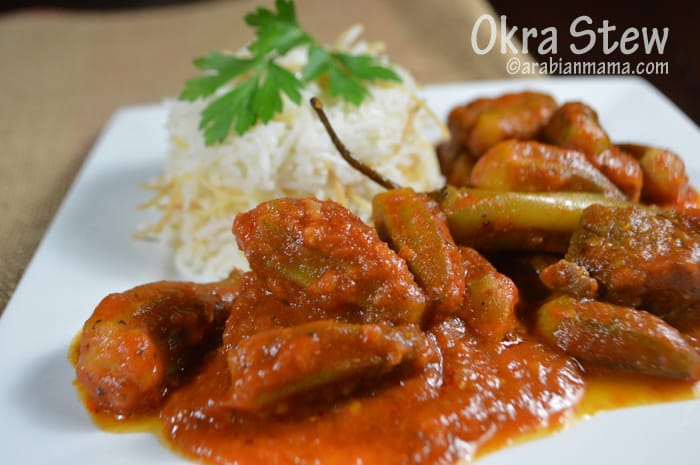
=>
[73,92,700,465]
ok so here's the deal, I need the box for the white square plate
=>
[1,77,698,464]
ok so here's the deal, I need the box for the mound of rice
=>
[139,27,446,280]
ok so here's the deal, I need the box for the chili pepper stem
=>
[310,97,401,191]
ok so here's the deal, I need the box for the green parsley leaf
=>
[327,67,369,105]
[179,53,256,101]
[180,0,403,145]
[302,45,332,82]
[302,46,402,105]
[245,0,311,55]
[332,52,402,83]
[197,61,305,144]
[199,77,257,145]
[255,63,303,123]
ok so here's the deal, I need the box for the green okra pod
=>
[436,186,630,253]
[227,320,425,411]
[372,188,464,320]
[536,295,700,379]
[234,197,428,325]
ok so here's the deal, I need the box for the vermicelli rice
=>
[138,27,447,280]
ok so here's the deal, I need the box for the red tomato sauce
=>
[153,320,583,464]
[71,319,698,465]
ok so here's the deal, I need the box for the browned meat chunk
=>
[564,204,700,324]
[539,259,599,299]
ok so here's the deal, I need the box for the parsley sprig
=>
[179,0,401,145]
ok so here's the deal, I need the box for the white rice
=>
[139,28,446,280]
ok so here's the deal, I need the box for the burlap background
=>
[0,0,533,312]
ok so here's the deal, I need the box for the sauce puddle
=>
[71,328,699,465]
[477,367,698,462]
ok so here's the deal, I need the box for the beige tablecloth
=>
[0,0,532,312]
